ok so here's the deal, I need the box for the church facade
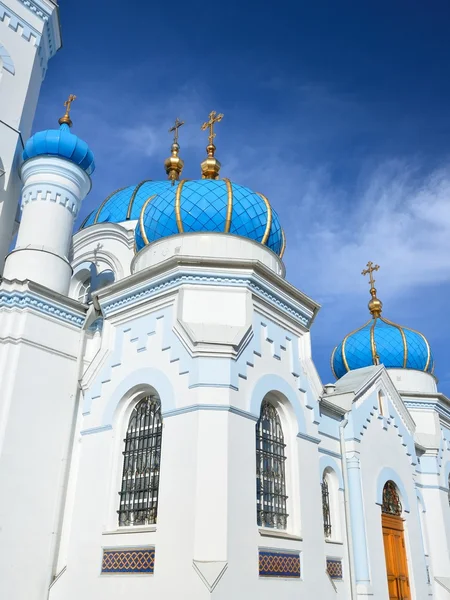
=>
[0,2,449,599]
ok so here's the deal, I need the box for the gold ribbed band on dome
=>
[370,319,378,364]
[406,325,432,372]
[381,317,408,368]
[175,179,187,233]
[138,194,157,246]
[127,180,152,220]
[257,192,272,245]
[93,186,128,224]
[280,228,286,258]
[330,346,338,379]
[341,319,372,373]
[223,178,233,233]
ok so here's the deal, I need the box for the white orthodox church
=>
[1,2,450,599]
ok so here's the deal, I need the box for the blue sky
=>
[34,1,450,392]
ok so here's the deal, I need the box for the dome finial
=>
[200,110,224,179]
[165,118,185,185]
[362,261,383,318]
[58,94,77,127]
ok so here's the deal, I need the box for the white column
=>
[3,156,91,295]
[346,451,373,597]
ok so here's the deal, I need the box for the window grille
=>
[322,476,332,538]
[382,480,402,516]
[256,400,288,529]
[118,396,162,527]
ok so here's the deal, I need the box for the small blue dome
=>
[80,178,286,257]
[332,316,434,379]
[23,123,95,175]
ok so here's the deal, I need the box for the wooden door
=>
[382,513,411,600]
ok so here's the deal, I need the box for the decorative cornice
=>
[22,188,80,215]
[0,289,85,327]
[100,271,312,328]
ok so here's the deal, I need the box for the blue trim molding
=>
[102,271,313,328]
[327,558,343,580]
[259,549,300,578]
[0,290,84,327]
[101,548,155,574]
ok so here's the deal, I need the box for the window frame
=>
[256,398,289,531]
[117,395,163,528]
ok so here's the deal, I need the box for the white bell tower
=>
[0,0,62,273]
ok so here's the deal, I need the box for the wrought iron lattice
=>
[382,480,402,516]
[256,400,288,529]
[322,477,332,538]
[118,396,162,526]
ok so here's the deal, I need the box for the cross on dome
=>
[59,94,77,127]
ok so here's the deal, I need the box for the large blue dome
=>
[331,316,434,379]
[80,178,286,257]
[23,123,95,175]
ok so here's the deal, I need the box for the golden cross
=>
[64,94,77,116]
[201,110,224,146]
[169,117,184,144]
[361,261,380,288]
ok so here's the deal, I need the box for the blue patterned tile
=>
[101,548,155,574]
[259,549,300,578]
[327,558,343,580]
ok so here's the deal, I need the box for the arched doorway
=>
[381,480,411,600]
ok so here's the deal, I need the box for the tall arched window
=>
[322,474,332,538]
[118,396,162,527]
[256,399,288,529]
[382,480,402,516]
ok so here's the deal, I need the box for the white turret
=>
[0,0,62,273]
[3,97,95,294]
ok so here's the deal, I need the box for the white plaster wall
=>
[0,308,80,600]
[356,410,430,599]
[132,232,285,277]
[389,369,438,394]
[48,279,351,600]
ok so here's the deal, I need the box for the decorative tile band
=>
[0,291,85,328]
[326,558,343,580]
[259,549,301,578]
[102,548,155,574]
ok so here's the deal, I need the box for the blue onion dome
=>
[331,264,434,379]
[80,181,174,228]
[23,95,95,175]
[135,178,286,256]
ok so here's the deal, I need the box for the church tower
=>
[0,0,61,272]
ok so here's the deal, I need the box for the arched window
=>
[322,474,332,538]
[77,278,91,303]
[382,480,402,516]
[118,396,162,527]
[256,399,288,529]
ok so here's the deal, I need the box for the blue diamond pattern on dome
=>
[267,205,283,255]
[332,316,434,379]
[80,178,284,256]
[80,181,173,228]
[403,328,433,372]
[374,320,405,367]
[332,343,346,377]
[133,179,284,255]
